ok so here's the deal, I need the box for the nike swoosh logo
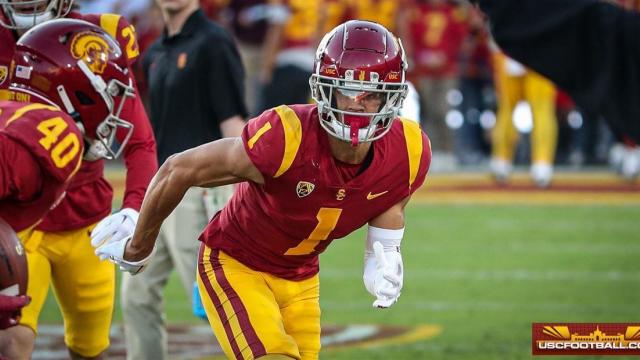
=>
[367,191,389,200]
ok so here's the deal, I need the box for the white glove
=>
[90,208,139,249]
[363,241,403,308]
[94,234,154,275]
[91,208,152,274]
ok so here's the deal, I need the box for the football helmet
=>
[309,20,408,146]
[10,18,135,160]
[0,0,74,30]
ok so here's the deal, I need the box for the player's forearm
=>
[126,154,191,260]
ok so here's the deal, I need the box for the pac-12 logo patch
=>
[296,181,315,198]
[0,65,7,86]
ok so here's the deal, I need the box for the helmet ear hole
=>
[75,91,94,105]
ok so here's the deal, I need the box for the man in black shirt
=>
[120,0,247,358]
[472,0,640,144]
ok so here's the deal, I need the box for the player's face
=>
[334,89,384,113]
[8,0,49,13]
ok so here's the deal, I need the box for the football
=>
[0,217,27,296]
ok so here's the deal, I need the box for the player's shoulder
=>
[242,104,318,178]
[384,117,431,184]
[71,11,140,62]
[0,101,83,181]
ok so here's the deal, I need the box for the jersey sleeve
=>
[82,13,141,65]
[241,106,299,179]
[410,130,432,194]
[2,108,83,184]
[399,118,431,195]
[0,133,44,201]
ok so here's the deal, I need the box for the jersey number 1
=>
[37,117,81,168]
[285,207,342,256]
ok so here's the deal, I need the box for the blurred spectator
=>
[120,0,247,359]
[78,0,152,18]
[256,0,324,113]
[345,0,403,32]
[454,5,493,164]
[225,0,270,115]
[323,0,349,33]
[398,0,469,153]
[490,51,557,187]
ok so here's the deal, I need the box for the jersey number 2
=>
[37,117,81,168]
[285,207,342,255]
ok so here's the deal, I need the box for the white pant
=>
[120,186,233,360]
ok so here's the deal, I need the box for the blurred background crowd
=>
[76,0,640,186]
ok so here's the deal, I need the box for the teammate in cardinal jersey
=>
[97,20,431,360]
[0,1,158,357]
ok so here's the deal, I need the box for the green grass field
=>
[39,203,640,359]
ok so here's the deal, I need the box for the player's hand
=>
[94,233,154,275]
[90,208,139,249]
[363,241,403,309]
[0,295,30,329]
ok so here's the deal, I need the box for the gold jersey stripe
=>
[273,105,302,178]
[401,118,423,189]
[247,121,272,149]
[0,89,10,101]
[99,13,120,40]
[7,103,59,125]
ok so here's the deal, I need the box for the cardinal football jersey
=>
[201,104,431,280]
[0,101,83,233]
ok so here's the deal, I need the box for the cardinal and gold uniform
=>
[492,51,557,166]
[0,101,83,236]
[197,104,431,359]
[0,11,157,357]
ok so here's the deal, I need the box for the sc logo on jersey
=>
[70,31,114,74]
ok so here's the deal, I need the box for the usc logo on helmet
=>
[70,32,113,74]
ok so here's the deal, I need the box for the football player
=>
[98,20,432,360]
[0,4,157,356]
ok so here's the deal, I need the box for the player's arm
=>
[94,138,263,273]
[363,196,411,309]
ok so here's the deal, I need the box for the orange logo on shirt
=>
[177,53,187,69]
[70,32,113,74]
[336,189,346,200]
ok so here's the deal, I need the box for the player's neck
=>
[163,4,199,37]
[327,134,372,165]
